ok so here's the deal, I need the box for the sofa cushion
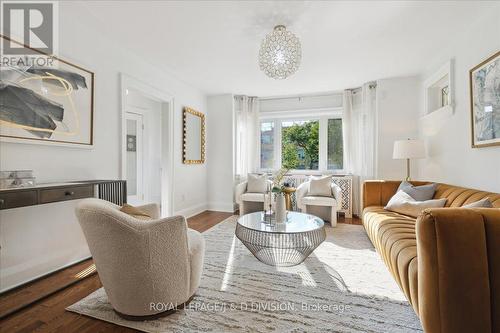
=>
[247,174,267,193]
[363,180,500,209]
[302,195,337,207]
[432,184,500,207]
[362,206,419,313]
[462,197,494,208]
[241,192,267,202]
[385,190,447,218]
[398,181,437,201]
[308,176,332,196]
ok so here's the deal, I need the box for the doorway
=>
[121,74,174,217]
[125,112,144,205]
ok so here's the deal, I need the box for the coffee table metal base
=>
[235,222,326,267]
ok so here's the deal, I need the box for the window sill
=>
[259,169,349,176]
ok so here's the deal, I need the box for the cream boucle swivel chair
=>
[75,198,205,320]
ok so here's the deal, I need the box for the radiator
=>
[278,174,353,218]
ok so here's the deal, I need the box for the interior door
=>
[125,112,144,205]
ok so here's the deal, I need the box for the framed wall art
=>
[0,35,94,147]
[470,50,500,148]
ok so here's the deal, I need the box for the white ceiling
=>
[74,1,497,96]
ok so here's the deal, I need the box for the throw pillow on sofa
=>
[385,190,447,218]
[247,174,268,193]
[398,181,437,201]
[462,197,494,208]
[309,176,332,197]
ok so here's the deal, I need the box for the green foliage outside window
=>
[327,119,343,170]
[282,121,319,170]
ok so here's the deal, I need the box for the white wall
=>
[417,8,500,192]
[0,2,208,215]
[376,77,420,180]
[260,93,343,113]
[206,94,235,212]
[0,199,91,292]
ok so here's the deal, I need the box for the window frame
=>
[258,108,345,175]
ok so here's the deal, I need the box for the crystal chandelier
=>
[259,25,301,80]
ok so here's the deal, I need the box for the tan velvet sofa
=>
[362,180,500,333]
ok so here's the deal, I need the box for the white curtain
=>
[343,82,377,215]
[234,95,260,180]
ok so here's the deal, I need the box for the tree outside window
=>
[259,117,343,172]
[281,120,319,170]
[327,118,343,170]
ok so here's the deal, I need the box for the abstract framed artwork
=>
[0,35,94,147]
[469,50,500,148]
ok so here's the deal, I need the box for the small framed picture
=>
[126,135,136,152]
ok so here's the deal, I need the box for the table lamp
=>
[393,139,426,181]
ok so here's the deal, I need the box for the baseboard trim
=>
[0,255,92,294]
[207,201,235,213]
[0,257,95,320]
[174,203,208,218]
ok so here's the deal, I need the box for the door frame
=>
[120,74,174,217]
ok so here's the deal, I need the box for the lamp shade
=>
[393,139,426,159]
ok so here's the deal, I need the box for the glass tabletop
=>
[237,211,324,233]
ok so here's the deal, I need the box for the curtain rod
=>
[234,95,258,99]
[349,82,377,94]
[238,83,376,100]
[259,92,343,101]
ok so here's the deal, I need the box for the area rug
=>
[67,216,422,333]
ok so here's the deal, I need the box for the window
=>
[327,119,343,170]
[260,122,274,169]
[260,117,344,172]
[282,120,319,170]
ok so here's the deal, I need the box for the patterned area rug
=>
[67,216,422,332]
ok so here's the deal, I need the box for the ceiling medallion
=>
[259,25,301,80]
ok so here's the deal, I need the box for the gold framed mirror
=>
[183,107,205,164]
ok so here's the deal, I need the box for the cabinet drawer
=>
[39,185,94,204]
[0,191,38,210]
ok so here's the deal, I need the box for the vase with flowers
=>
[270,167,290,223]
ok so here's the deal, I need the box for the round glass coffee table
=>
[235,211,326,267]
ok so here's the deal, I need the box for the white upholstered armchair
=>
[296,178,342,227]
[75,198,204,319]
[235,178,273,215]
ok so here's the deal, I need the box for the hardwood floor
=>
[0,260,97,319]
[0,211,360,333]
[341,216,362,225]
[186,210,234,232]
